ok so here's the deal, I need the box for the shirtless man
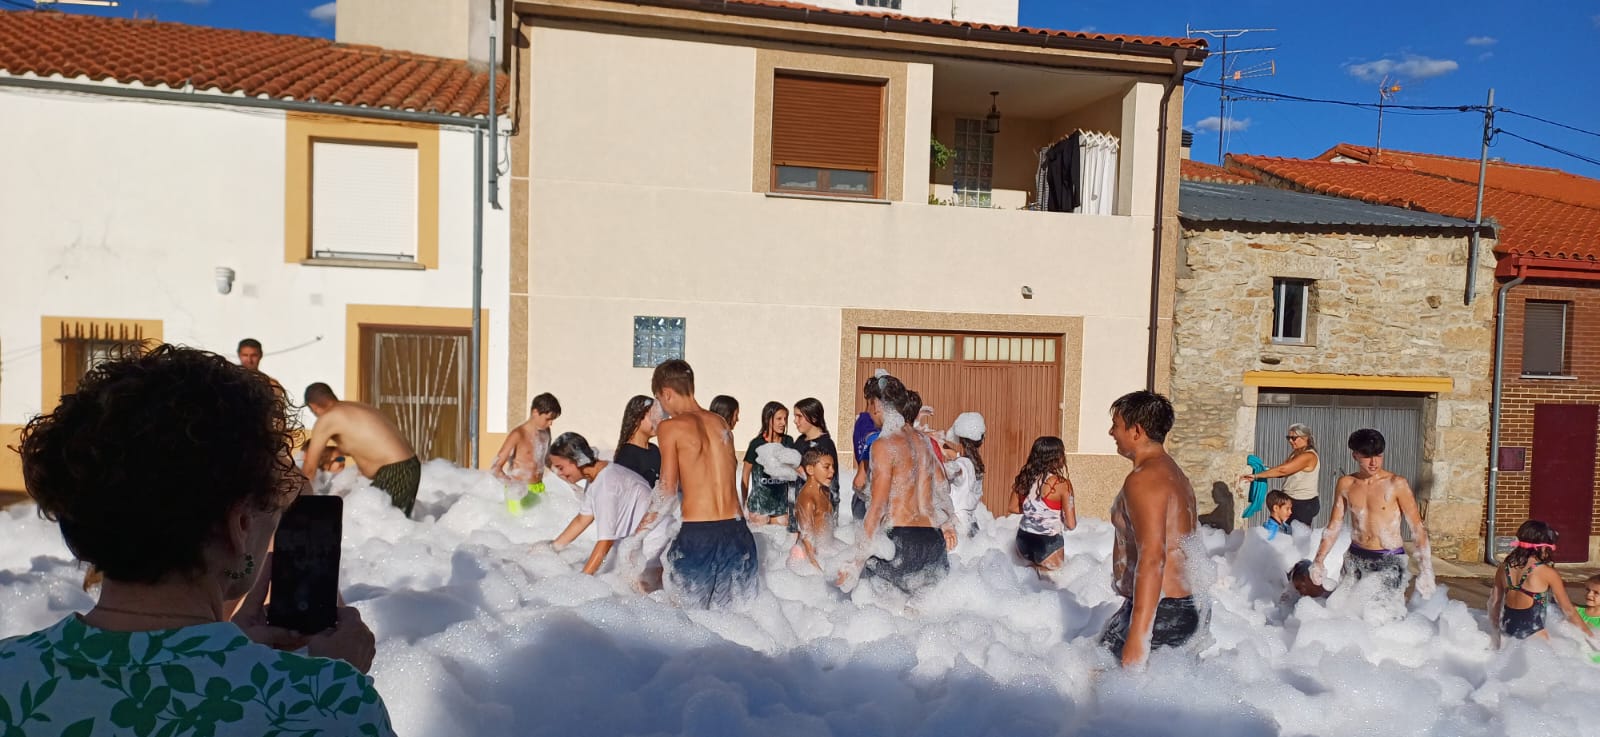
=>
[236,338,264,372]
[489,393,562,510]
[839,374,957,595]
[302,383,420,517]
[633,360,757,608]
[1311,428,1435,596]
[1101,391,1202,668]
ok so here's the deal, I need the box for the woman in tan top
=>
[1242,422,1320,528]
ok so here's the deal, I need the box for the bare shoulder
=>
[1334,474,1356,496]
[1387,472,1416,497]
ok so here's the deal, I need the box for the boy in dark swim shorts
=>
[862,526,950,594]
[667,518,760,608]
[1099,595,1201,659]
[1345,545,1407,589]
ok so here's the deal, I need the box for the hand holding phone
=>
[268,495,343,634]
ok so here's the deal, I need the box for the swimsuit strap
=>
[1509,562,1552,604]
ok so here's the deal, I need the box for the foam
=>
[4,462,1599,736]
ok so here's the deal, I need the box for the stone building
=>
[1169,178,1495,561]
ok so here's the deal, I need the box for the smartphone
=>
[268,494,342,634]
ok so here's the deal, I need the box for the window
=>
[1523,301,1570,376]
[633,317,686,368]
[57,321,147,392]
[1272,278,1311,344]
[856,0,901,7]
[771,74,884,198]
[952,118,995,207]
[311,141,420,262]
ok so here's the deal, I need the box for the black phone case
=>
[268,495,342,634]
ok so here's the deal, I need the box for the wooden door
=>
[855,330,1063,517]
[1530,403,1598,563]
[360,326,470,466]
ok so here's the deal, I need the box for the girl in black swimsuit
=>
[1490,520,1595,647]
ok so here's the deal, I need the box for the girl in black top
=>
[613,395,661,487]
[791,397,840,510]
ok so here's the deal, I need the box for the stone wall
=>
[1168,226,1496,561]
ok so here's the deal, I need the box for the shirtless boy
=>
[490,393,562,508]
[303,383,420,517]
[634,360,757,608]
[792,450,836,570]
[841,374,957,595]
[1311,428,1435,596]
[1101,391,1202,668]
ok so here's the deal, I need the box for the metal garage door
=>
[1250,391,1425,529]
[856,330,1063,516]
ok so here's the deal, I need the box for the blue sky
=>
[37,0,1600,177]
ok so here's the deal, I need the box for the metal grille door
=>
[363,328,470,465]
[1251,391,1425,529]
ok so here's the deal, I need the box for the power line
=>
[1494,128,1600,169]
[1499,109,1600,141]
[1184,78,1477,113]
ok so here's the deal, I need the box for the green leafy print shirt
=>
[0,616,395,737]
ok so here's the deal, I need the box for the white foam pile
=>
[5,462,1600,736]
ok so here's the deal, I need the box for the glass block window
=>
[856,0,901,7]
[633,316,686,368]
[953,118,994,208]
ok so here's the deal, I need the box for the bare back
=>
[871,427,946,531]
[1110,450,1197,599]
[310,401,414,478]
[660,409,741,522]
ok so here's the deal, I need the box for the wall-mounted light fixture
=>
[1020,285,1033,299]
[985,91,1002,135]
[215,267,236,295]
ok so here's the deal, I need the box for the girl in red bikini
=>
[1010,436,1077,572]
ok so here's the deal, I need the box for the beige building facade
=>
[498,0,1205,517]
[1170,181,1496,560]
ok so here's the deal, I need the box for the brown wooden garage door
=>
[855,330,1063,516]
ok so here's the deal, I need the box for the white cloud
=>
[1347,54,1460,82]
[309,2,336,22]
[1479,52,1494,61]
[1465,36,1497,46]
[1194,116,1251,134]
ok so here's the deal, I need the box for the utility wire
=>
[1184,78,1478,112]
[1499,109,1600,141]
[1494,128,1600,169]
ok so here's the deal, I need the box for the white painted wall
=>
[0,87,511,434]
[524,27,1165,455]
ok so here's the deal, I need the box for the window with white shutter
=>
[311,141,419,262]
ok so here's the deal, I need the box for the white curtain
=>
[1073,132,1120,216]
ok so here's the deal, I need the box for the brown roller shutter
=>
[772,74,883,172]
[1522,301,1568,375]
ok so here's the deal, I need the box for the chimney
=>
[1180,129,1194,160]
[335,0,507,65]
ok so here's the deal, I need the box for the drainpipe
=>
[470,123,485,468]
[1146,49,1188,392]
[1484,265,1526,563]
[488,0,503,210]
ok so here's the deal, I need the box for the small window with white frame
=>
[311,140,419,262]
[1272,278,1311,344]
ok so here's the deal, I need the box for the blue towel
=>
[1240,455,1269,519]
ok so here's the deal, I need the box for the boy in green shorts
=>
[491,393,563,513]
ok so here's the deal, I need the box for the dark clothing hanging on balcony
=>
[1044,133,1082,213]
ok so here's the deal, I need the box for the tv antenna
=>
[1187,26,1278,162]
[1374,76,1403,156]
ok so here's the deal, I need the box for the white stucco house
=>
[0,9,513,490]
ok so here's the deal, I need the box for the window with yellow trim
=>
[311,140,420,263]
[56,321,149,392]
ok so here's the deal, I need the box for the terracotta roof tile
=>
[0,10,507,117]
[1228,153,1600,263]
[1318,143,1600,211]
[1180,158,1257,185]
[653,0,1204,50]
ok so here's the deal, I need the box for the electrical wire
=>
[1499,109,1600,141]
[1494,128,1600,169]
[1185,77,1479,113]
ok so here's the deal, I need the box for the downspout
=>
[488,0,503,210]
[1146,49,1188,392]
[470,126,485,468]
[1484,263,1526,563]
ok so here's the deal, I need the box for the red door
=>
[1529,404,1598,563]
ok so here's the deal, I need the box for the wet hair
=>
[794,397,829,436]
[801,449,831,469]
[957,436,985,476]
[303,382,337,406]
[548,432,597,468]
[901,390,924,424]
[1265,489,1292,509]
[1287,423,1315,450]
[651,359,695,396]
[1111,390,1174,443]
[1013,436,1068,500]
[710,395,739,427]
[863,374,883,402]
[1505,520,1558,570]
[759,401,788,439]
[618,395,654,450]
[1348,428,1385,457]
[875,374,911,421]
[530,392,562,418]
[19,345,299,584]
[237,338,262,353]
